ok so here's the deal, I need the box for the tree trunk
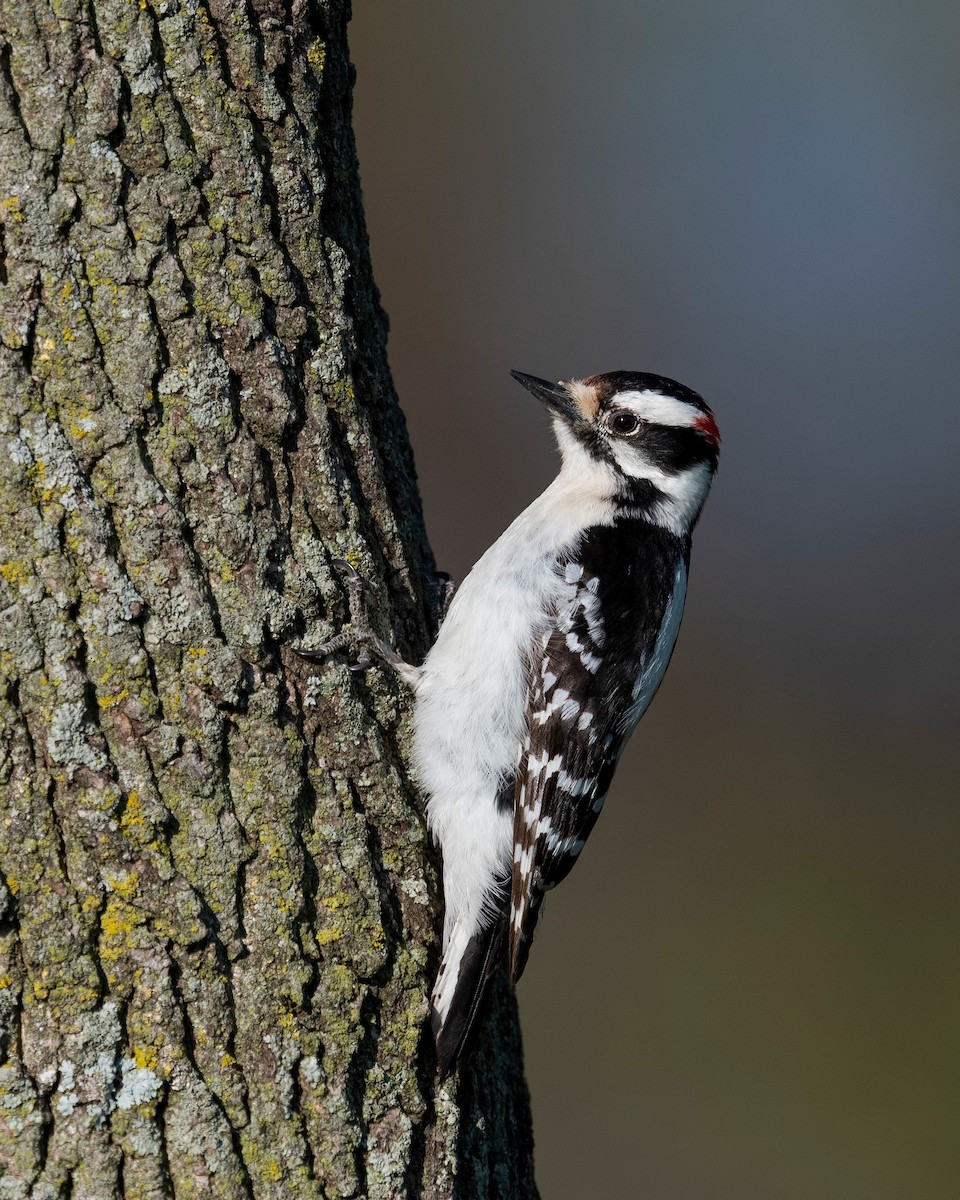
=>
[0,1,536,1196]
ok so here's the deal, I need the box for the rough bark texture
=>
[0,1,537,1196]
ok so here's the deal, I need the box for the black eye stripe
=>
[639,426,715,473]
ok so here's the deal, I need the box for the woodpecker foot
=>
[297,559,424,691]
[423,569,456,633]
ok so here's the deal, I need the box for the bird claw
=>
[423,568,456,631]
[296,559,424,691]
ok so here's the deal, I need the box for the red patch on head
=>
[693,412,721,450]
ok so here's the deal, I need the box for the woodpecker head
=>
[511,369,720,534]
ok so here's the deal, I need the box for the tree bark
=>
[0,1,537,1196]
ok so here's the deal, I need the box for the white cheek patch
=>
[610,389,701,428]
[607,442,713,534]
[606,439,674,485]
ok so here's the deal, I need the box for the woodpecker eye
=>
[608,411,640,436]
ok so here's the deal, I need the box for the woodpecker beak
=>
[510,371,584,425]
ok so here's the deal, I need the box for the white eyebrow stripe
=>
[611,390,700,428]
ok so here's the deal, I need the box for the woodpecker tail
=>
[431,913,507,1078]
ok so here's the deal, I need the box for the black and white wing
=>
[508,520,688,981]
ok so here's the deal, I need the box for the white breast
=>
[411,447,616,939]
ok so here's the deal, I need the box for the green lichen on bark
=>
[0,0,537,1196]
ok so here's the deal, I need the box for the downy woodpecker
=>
[309,370,719,1077]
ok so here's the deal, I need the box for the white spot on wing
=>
[565,631,601,673]
[558,770,592,797]
[535,815,554,838]
[544,830,585,857]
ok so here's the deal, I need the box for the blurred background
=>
[350,3,959,1196]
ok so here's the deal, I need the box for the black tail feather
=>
[508,889,544,985]
[433,916,507,1079]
